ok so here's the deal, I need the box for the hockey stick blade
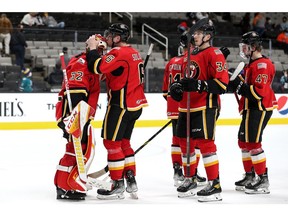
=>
[230,61,245,81]
[88,120,172,179]
[143,43,154,69]
[87,176,112,190]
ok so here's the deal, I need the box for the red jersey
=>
[179,47,229,112]
[56,53,100,121]
[92,46,148,111]
[162,55,184,119]
[239,56,278,112]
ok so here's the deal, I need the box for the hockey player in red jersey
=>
[170,22,229,202]
[86,23,148,200]
[54,36,107,200]
[162,31,206,187]
[229,31,278,194]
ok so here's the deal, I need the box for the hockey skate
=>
[173,162,185,187]
[97,179,125,200]
[197,178,222,202]
[235,170,256,191]
[195,169,207,186]
[56,187,86,201]
[245,169,270,194]
[177,176,197,198]
[125,170,138,199]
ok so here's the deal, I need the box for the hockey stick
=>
[185,17,209,176]
[88,120,172,179]
[229,61,245,104]
[143,43,154,69]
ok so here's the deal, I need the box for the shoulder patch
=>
[77,58,85,64]
[257,62,267,69]
[105,55,115,63]
[214,49,222,55]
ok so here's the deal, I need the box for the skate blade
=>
[97,193,125,200]
[129,192,138,199]
[197,193,222,202]
[57,194,85,201]
[178,191,195,198]
[235,186,245,191]
[244,188,270,194]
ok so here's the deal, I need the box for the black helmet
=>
[241,31,262,46]
[104,23,130,42]
[179,31,195,47]
[197,23,215,38]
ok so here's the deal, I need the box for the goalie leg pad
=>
[55,126,95,192]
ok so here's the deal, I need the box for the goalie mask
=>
[239,31,262,59]
[104,23,130,43]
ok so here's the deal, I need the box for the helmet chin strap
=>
[198,34,210,49]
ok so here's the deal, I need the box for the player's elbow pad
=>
[206,79,227,94]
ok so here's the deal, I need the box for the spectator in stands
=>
[263,17,276,38]
[276,28,288,54]
[19,68,33,93]
[10,24,28,71]
[0,13,13,57]
[55,47,70,69]
[240,13,251,34]
[279,16,288,32]
[280,69,288,93]
[177,21,188,33]
[44,47,71,85]
[20,13,38,27]
[252,12,266,37]
[45,47,70,86]
[41,13,65,29]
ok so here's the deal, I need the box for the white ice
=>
[0,125,287,215]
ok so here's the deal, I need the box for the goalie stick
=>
[185,17,209,176]
[229,61,245,104]
[88,120,172,179]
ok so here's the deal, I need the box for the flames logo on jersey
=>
[184,60,200,79]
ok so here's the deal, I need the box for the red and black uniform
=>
[54,52,100,192]
[87,46,148,180]
[162,54,184,167]
[237,56,277,175]
[177,47,229,180]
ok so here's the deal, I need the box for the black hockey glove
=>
[220,46,230,59]
[57,119,69,140]
[229,75,245,94]
[180,78,207,93]
[169,82,183,102]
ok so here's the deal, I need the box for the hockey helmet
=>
[197,23,215,39]
[104,23,130,42]
[241,31,262,46]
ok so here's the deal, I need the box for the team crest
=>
[105,55,115,63]
[185,61,200,79]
